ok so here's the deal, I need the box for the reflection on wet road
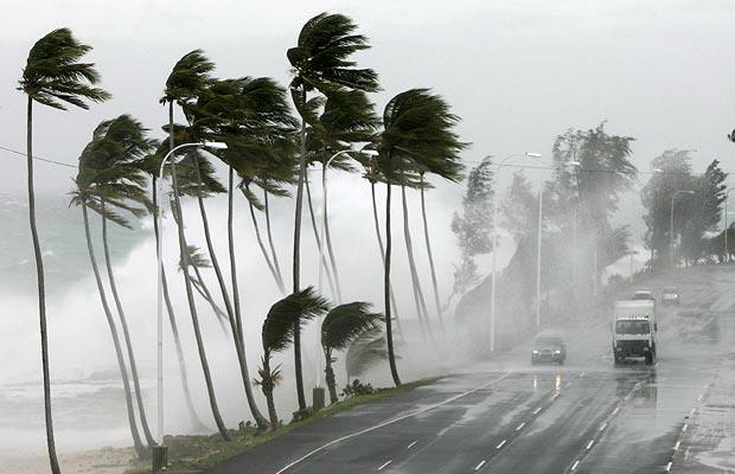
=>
[209,266,735,474]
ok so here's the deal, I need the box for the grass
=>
[127,377,439,473]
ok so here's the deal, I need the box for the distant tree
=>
[345,331,388,383]
[450,156,494,299]
[680,159,727,264]
[19,27,110,473]
[501,171,537,240]
[641,149,696,267]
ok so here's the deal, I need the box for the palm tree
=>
[287,12,379,410]
[255,287,329,429]
[375,89,466,386]
[71,131,148,458]
[185,75,298,430]
[321,302,382,404]
[93,116,158,447]
[161,50,230,440]
[19,27,110,473]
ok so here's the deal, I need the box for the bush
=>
[341,379,375,398]
[291,407,313,423]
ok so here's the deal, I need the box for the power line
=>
[0,145,76,169]
[463,160,725,177]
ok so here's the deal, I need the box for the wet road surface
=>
[209,266,735,473]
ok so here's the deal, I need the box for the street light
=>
[155,141,227,445]
[669,190,695,268]
[725,189,734,263]
[490,152,541,352]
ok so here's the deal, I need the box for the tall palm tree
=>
[287,12,379,410]
[93,116,158,446]
[161,50,230,440]
[71,131,148,458]
[255,287,329,429]
[186,75,298,430]
[321,302,382,404]
[19,27,110,473]
[375,89,466,386]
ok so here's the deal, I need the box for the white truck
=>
[612,300,657,365]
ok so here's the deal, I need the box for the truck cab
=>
[612,300,657,365]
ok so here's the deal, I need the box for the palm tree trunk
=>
[151,179,206,431]
[370,182,404,340]
[324,349,338,404]
[228,168,269,430]
[100,204,155,447]
[305,177,338,299]
[169,101,230,440]
[292,96,307,411]
[260,355,279,430]
[26,97,61,474]
[401,183,433,339]
[384,159,401,387]
[248,198,284,293]
[419,178,445,333]
[263,190,285,291]
[82,202,147,458]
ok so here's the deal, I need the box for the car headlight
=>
[554,350,561,354]
[532,350,539,354]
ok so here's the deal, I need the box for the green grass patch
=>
[127,377,440,473]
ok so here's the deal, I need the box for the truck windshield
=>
[616,320,650,334]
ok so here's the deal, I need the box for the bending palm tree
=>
[162,50,229,440]
[376,89,466,386]
[19,27,110,473]
[321,302,382,404]
[288,12,379,410]
[255,287,329,429]
[71,133,148,458]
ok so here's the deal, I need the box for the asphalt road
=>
[209,266,735,474]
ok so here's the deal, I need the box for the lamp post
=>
[669,190,695,268]
[490,152,541,352]
[155,141,227,446]
[725,189,733,263]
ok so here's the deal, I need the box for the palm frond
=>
[321,301,383,351]
[262,287,330,354]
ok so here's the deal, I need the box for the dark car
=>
[531,334,567,365]
[661,287,680,305]
[632,289,655,301]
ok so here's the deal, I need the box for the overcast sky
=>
[1,0,734,195]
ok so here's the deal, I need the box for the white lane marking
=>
[378,460,392,471]
[612,406,620,415]
[533,407,543,415]
[496,439,507,449]
[690,408,696,416]
[274,372,514,473]
[674,441,681,450]
[552,393,560,400]
[586,439,595,450]
[571,460,580,471]
[579,372,586,378]
[516,422,526,431]
[682,423,688,432]
[599,422,607,431]
[407,440,417,450]
[474,460,487,471]
[666,461,673,472]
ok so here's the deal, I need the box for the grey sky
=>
[1,0,734,195]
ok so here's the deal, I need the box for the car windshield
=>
[535,337,562,347]
[616,320,651,334]
[663,288,678,293]
[633,292,652,300]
